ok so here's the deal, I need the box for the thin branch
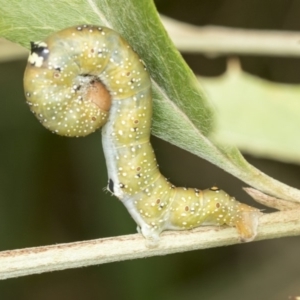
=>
[161,15,300,57]
[0,209,299,280]
[2,17,300,62]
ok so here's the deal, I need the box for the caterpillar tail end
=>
[235,204,261,242]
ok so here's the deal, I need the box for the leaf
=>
[1,0,300,203]
[201,60,300,164]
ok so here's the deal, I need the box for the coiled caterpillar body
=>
[24,25,260,244]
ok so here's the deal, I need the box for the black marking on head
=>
[30,42,49,61]
[108,179,114,193]
[119,183,125,188]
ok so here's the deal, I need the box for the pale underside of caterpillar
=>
[23,25,260,245]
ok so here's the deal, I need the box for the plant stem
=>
[0,209,299,280]
[162,16,300,57]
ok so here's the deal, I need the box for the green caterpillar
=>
[23,25,260,244]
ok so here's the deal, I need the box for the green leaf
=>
[1,0,300,203]
[201,62,300,164]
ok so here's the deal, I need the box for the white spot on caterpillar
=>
[28,53,44,67]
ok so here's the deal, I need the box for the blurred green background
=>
[1,0,300,299]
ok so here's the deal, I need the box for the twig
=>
[2,17,300,62]
[0,209,299,280]
[161,15,300,57]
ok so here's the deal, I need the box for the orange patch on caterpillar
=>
[235,203,261,242]
[86,80,111,112]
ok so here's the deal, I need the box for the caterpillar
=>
[23,25,260,245]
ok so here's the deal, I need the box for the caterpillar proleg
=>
[23,25,260,244]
